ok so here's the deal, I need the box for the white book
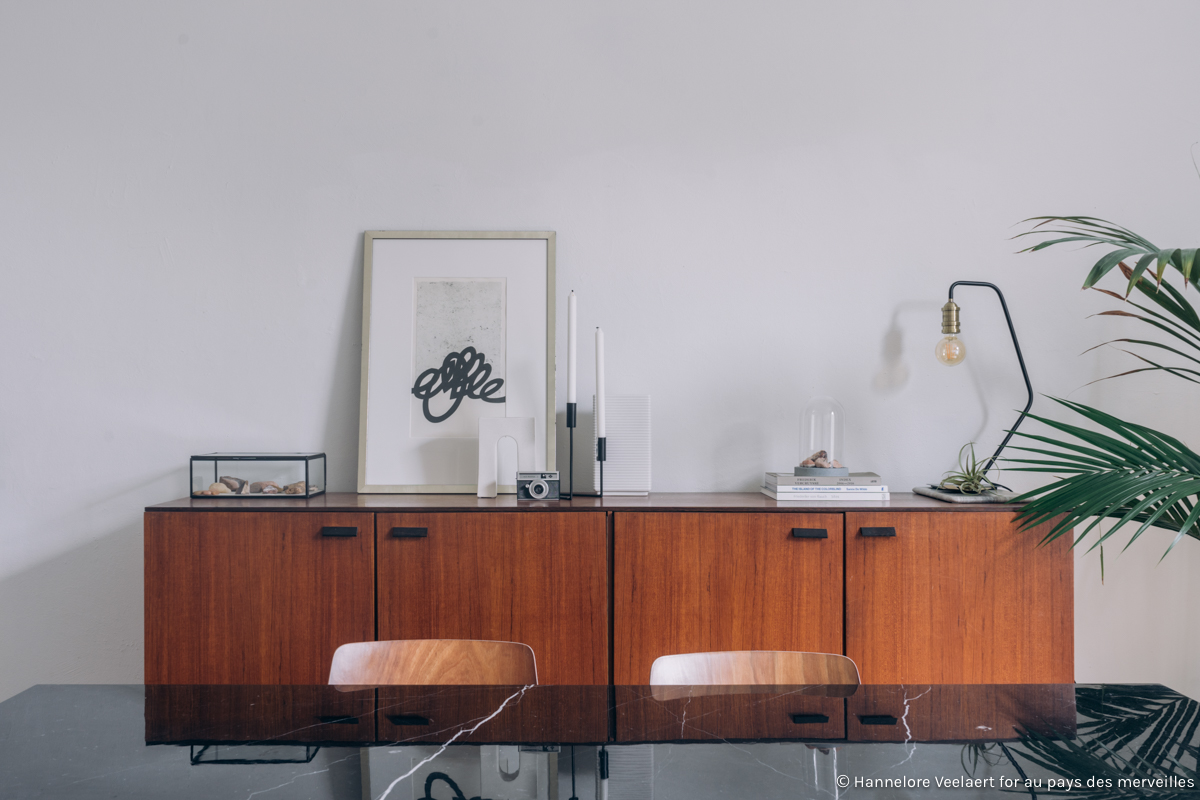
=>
[761,488,890,502]
[766,471,882,486]
[768,484,889,493]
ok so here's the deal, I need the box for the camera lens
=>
[529,480,550,499]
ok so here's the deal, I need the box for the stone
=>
[800,451,847,470]
[284,481,307,495]
[219,476,246,492]
[239,481,250,494]
[260,485,280,494]
[208,483,231,494]
[250,481,279,494]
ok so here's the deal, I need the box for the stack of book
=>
[761,472,889,501]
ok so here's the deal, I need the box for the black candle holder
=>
[563,402,604,499]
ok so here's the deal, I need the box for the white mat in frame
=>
[357,232,556,493]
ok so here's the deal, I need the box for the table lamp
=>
[919,280,1033,501]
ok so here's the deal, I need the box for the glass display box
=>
[190,453,326,498]
[797,396,848,476]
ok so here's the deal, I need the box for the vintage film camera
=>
[516,471,561,501]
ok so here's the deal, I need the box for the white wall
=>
[3,0,1199,701]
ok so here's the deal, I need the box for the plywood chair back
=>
[328,640,538,687]
[649,651,860,686]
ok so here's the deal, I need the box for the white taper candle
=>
[567,291,577,404]
[595,327,606,439]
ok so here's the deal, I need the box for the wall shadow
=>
[872,298,993,464]
[0,521,145,702]
[320,235,366,492]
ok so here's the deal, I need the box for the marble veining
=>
[375,684,532,800]
[2,683,1196,799]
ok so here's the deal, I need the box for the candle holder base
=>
[563,426,604,499]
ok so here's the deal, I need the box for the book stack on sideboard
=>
[761,472,889,502]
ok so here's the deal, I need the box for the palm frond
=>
[1016,216,1198,290]
[1007,398,1200,558]
[1019,217,1200,389]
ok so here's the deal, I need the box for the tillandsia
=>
[1008,216,1200,559]
[939,442,999,494]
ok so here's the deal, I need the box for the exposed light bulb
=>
[935,335,966,366]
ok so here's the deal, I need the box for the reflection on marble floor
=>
[368,742,1019,800]
[5,683,1197,799]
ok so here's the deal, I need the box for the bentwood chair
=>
[649,651,860,686]
[328,639,538,686]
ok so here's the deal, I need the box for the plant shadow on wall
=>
[1008,216,1200,565]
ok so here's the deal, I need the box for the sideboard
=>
[144,493,1073,686]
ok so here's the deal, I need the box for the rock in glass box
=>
[190,453,326,498]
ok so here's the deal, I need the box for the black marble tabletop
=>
[2,683,1197,798]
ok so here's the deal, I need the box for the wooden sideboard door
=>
[377,512,608,685]
[845,512,1073,684]
[613,512,844,685]
[144,511,374,684]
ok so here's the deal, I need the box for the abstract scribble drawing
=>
[411,346,506,423]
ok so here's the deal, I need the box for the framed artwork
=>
[357,231,556,493]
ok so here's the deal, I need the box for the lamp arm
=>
[948,281,1034,474]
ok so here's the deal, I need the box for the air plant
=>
[939,442,1001,494]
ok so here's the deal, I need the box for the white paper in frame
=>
[357,231,556,493]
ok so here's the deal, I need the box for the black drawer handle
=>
[791,528,828,539]
[321,527,358,538]
[861,527,896,537]
[387,714,431,726]
[790,713,830,724]
[858,714,898,725]
[391,527,428,538]
[317,715,360,725]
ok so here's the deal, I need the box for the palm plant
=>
[1007,217,1200,558]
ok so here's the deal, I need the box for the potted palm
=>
[1009,217,1200,559]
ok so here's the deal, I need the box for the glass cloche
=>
[797,396,848,476]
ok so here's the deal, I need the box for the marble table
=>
[2,683,1196,798]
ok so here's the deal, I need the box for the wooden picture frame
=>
[357,231,556,493]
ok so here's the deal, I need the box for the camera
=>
[516,471,561,501]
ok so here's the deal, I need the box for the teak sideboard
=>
[144,493,1073,686]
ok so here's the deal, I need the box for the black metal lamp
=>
[925,281,1033,495]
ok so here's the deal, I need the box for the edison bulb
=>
[935,335,966,366]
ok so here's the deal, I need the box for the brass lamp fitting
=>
[941,300,960,335]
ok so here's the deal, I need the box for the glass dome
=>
[797,395,848,476]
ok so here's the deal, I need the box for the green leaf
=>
[1128,252,1159,295]
[1182,248,1199,287]
[1084,248,1145,288]
[1082,338,1200,367]
[1157,248,1180,285]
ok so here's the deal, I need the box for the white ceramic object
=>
[594,395,651,496]
[477,417,536,498]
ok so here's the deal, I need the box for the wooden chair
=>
[649,651,860,686]
[328,639,538,686]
